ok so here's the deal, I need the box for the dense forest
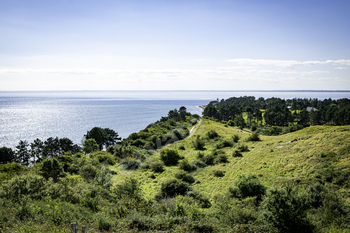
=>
[1,103,350,232]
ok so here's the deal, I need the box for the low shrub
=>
[160,149,181,166]
[175,171,195,184]
[216,140,233,149]
[206,130,219,139]
[213,170,225,177]
[232,134,240,143]
[247,132,260,142]
[179,159,197,172]
[192,136,205,150]
[91,151,116,165]
[150,160,165,173]
[232,150,243,157]
[228,174,266,200]
[119,157,140,170]
[80,163,98,182]
[238,144,249,152]
[158,179,192,198]
[216,154,229,163]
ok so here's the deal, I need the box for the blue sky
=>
[1,0,350,90]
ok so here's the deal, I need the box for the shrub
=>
[95,165,112,188]
[113,177,141,198]
[92,151,116,165]
[192,159,206,168]
[119,157,140,170]
[206,130,219,139]
[261,185,314,232]
[80,163,98,182]
[192,136,205,150]
[228,174,266,200]
[232,150,243,157]
[213,170,225,177]
[40,158,66,182]
[238,144,249,152]
[179,145,186,150]
[0,162,23,173]
[0,174,46,201]
[175,171,195,184]
[150,160,165,173]
[57,154,74,172]
[202,154,215,165]
[81,189,99,211]
[216,154,229,163]
[159,179,192,198]
[251,125,257,131]
[232,134,240,143]
[179,159,197,172]
[227,120,235,126]
[160,149,181,166]
[247,132,260,141]
[216,140,233,149]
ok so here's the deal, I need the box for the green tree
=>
[40,158,65,182]
[30,138,43,164]
[43,137,61,158]
[59,137,74,153]
[309,109,319,126]
[234,114,246,130]
[160,149,181,166]
[83,138,99,154]
[16,140,30,166]
[104,128,121,148]
[0,147,16,164]
[85,127,108,150]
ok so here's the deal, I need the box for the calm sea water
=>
[1,90,350,149]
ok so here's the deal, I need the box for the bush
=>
[232,150,243,157]
[216,154,229,163]
[213,170,225,177]
[159,179,192,198]
[206,130,219,139]
[262,185,314,232]
[251,125,257,131]
[92,151,116,165]
[192,136,205,150]
[150,160,165,173]
[232,134,240,143]
[113,177,141,198]
[40,158,66,182]
[247,132,260,142]
[216,140,233,149]
[0,174,46,201]
[80,163,98,182]
[119,157,141,170]
[160,149,181,166]
[175,171,195,184]
[81,189,99,211]
[202,154,215,165]
[228,174,266,200]
[238,144,249,152]
[179,159,197,172]
[227,120,235,126]
[0,162,23,173]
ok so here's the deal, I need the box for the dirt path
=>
[188,119,202,138]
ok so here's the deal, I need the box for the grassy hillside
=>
[1,117,350,232]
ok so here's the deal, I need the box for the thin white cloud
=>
[226,59,350,68]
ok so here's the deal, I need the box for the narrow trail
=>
[188,119,202,139]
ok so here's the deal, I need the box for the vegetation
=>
[1,102,350,232]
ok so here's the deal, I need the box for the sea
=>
[1,90,350,149]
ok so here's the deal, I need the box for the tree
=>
[59,137,74,153]
[0,147,16,164]
[83,138,99,154]
[85,127,108,150]
[40,158,65,182]
[30,138,44,164]
[309,109,319,126]
[16,140,30,166]
[43,137,61,158]
[104,128,121,148]
[234,114,246,130]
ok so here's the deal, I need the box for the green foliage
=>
[247,131,260,141]
[95,165,112,188]
[83,138,99,154]
[80,163,98,182]
[228,174,266,200]
[150,160,165,173]
[0,162,23,173]
[91,151,116,165]
[216,154,229,163]
[158,179,192,198]
[81,189,100,211]
[40,158,65,182]
[262,185,314,233]
[192,136,205,150]
[0,147,17,164]
[261,126,283,136]
[232,134,240,143]
[0,174,46,202]
[206,130,219,139]
[119,157,141,170]
[213,170,225,177]
[175,171,195,184]
[238,144,249,152]
[113,177,141,198]
[216,139,233,149]
[179,158,197,172]
[160,149,181,166]
[232,150,243,157]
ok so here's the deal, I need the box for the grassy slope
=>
[116,118,350,204]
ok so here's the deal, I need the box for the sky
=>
[0,0,350,91]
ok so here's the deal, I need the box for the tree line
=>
[203,96,350,127]
[0,127,121,165]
